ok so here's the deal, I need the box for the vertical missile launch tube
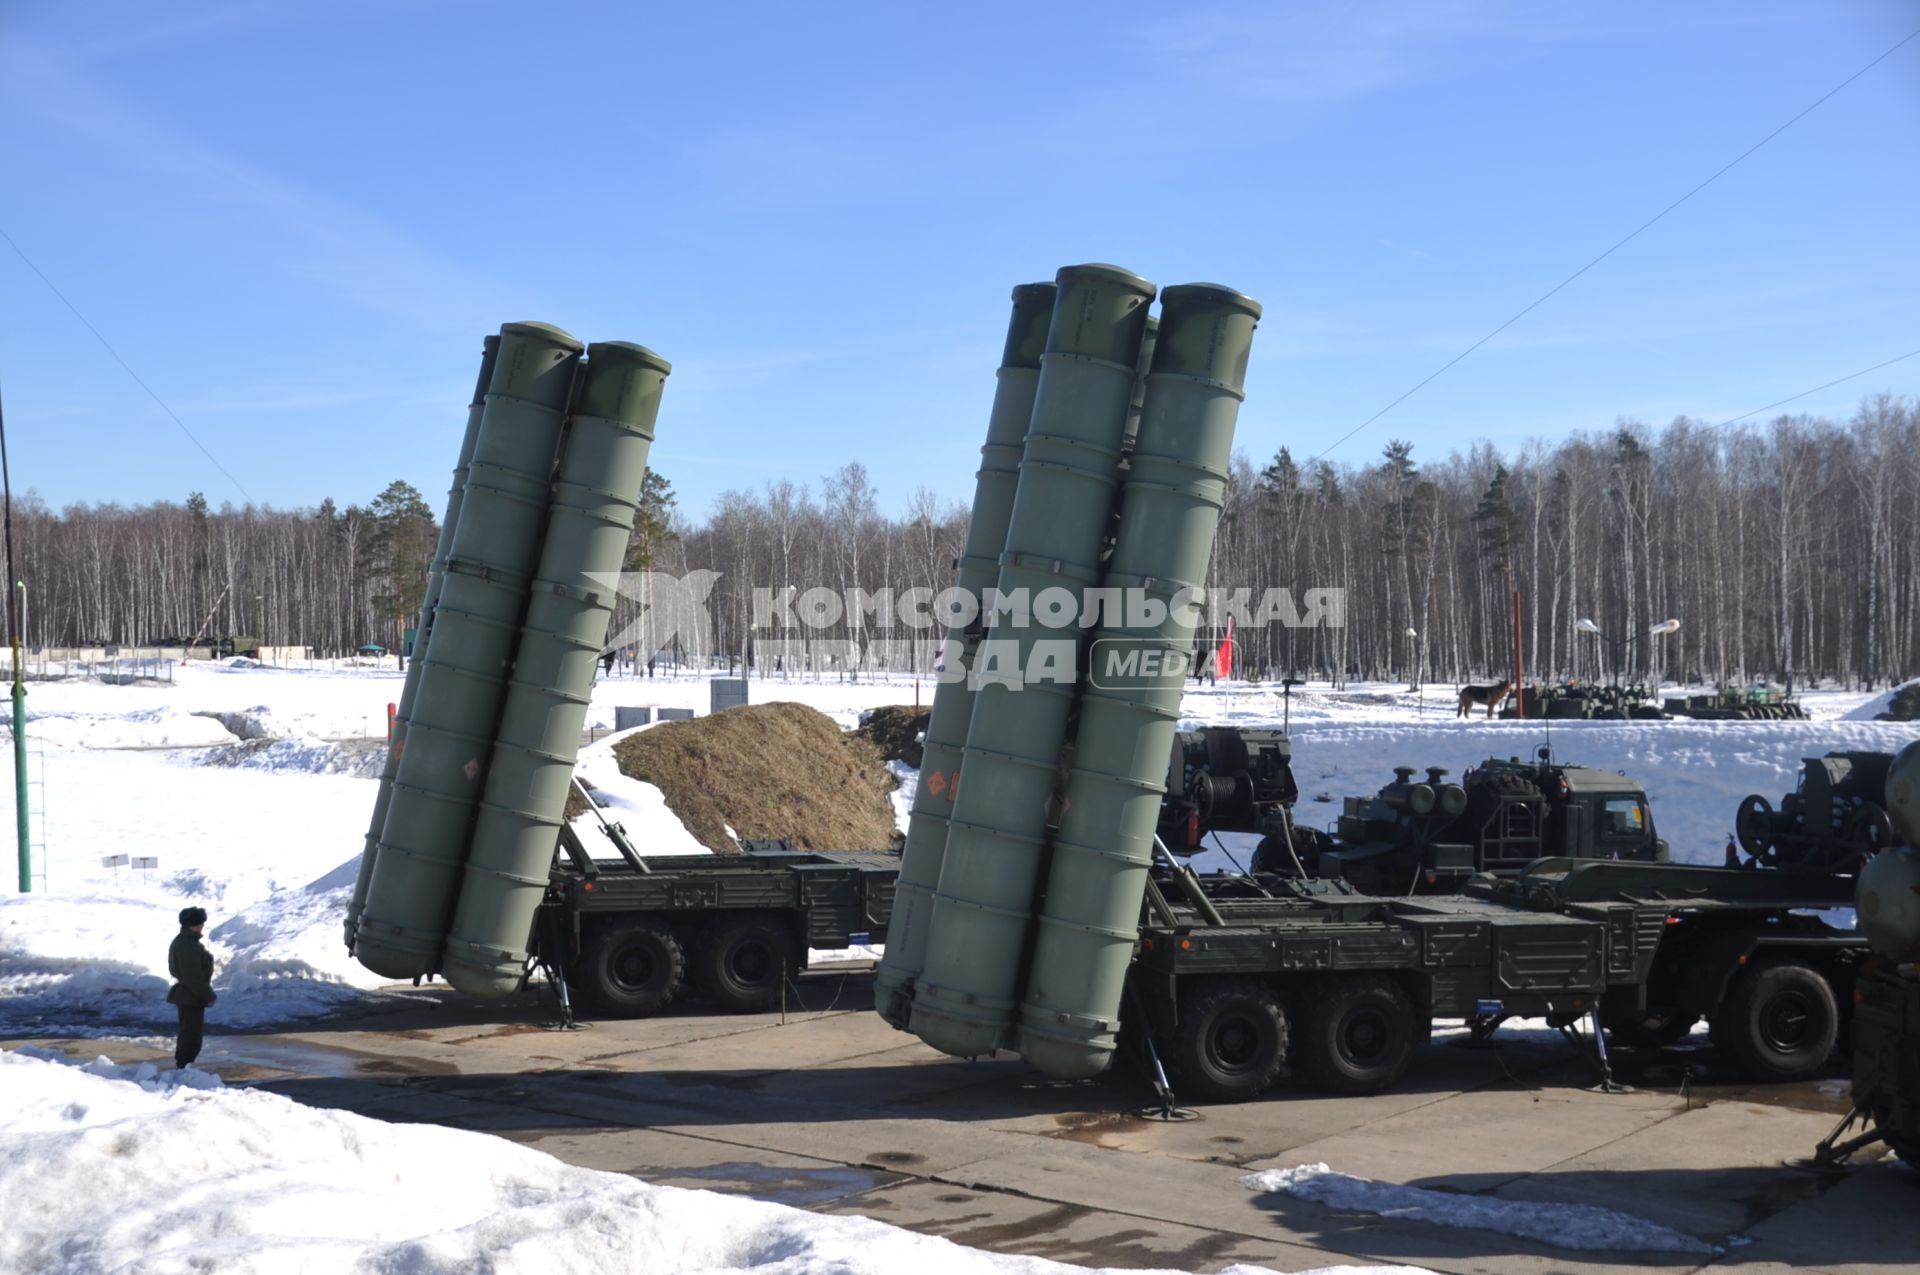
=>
[346,335,499,951]
[354,322,582,980]
[910,263,1155,1060]
[873,282,1056,1027]
[441,342,671,998]
[1016,284,1260,1079]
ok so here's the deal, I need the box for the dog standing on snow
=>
[1457,679,1513,718]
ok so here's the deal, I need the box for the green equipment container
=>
[346,334,498,952]
[909,263,1155,1059]
[1016,283,1260,1079]
[354,322,582,980]
[441,342,670,998]
[873,282,1055,1028]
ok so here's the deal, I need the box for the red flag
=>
[1215,617,1235,681]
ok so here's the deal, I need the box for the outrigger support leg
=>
[1801,1106,1883,1171]
[536,908,590,1033]
[1127,985,1195,1122]
[1567,1007,1630,1093]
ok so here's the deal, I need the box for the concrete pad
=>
[947,1136,1706,1275]
[1491,1100,1837,1240]
[816,1177,1335,1272]
[1722,1153,1920,1271]
[1253,1085,1690,1192]
[507,1126,908,1207]
[79,993,1905,1275]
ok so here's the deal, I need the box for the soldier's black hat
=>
[179,907,208,927]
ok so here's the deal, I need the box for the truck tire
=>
[696,914,795,1013]
[1710,960,1838,1082]
[1167,979,1289,1103]
[575,919,685,1017]
[1296,974,1420,1095]
[1602,1008,1700,1049]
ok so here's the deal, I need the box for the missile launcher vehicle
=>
[1811,740,1920,1170]
[1222,748,1667,896]
[350,301,1873,1115]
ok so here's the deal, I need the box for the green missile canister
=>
[910,263,1155,1060]
[441,342,670,999]
[1016,283,1260,1080]
[354,321,582,981]
[346,334,498,952]
[873,282,1055,1028]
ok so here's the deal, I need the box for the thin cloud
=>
[0,40,525,336]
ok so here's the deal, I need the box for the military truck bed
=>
[1129,858,1865,1102]
[550,849,898,951]
[538,848,899,1020]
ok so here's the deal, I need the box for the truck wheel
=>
[1167,979,1289,1103]
[1710,960,1838,1082]
[576,920,685,1017]
[1297,974,1419,1095]
[697,915,795,1013]
[1602,1009,1700,1048]
[1735,794,1775,862]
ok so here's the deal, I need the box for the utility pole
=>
[1,381,28,891]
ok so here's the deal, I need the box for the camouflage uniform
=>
[167,924,215,1067]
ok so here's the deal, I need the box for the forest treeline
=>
[11,394,1917,690]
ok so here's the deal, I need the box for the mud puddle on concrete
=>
[211,1035,457,1081]
[1609,1050,1853,1116]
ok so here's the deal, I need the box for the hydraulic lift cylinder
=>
[441,342,670,999]
[354,321,581,980]
[909,263,1155,1060]
[1015,284,1260,1079]
[346,335,499,951]
[874,282,1055,1027]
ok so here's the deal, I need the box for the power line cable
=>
[1309,23,1920,465]
[0,224,255,504]
[1714,346,1920,428]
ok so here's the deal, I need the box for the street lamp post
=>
[1575,617,1680,689]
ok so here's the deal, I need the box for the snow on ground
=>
[1239,1164,1716,1255]
[0,1048,1434,1275]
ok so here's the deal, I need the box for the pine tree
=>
[365,480,437,647]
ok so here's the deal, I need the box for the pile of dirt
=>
[854,704,931,767]
[608,702,899,853]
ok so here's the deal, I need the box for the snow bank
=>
[1240,1164,1714,1254]
[1844,677,1920,721]
[13,707,238,750]
[0,1050,1430,1275]
[570,725,714,858]
[191,704,305,741]
[0,882,401,1037]
[195,735,385,778]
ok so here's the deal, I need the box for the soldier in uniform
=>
[166,906,216,1068]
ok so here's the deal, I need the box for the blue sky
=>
[2,1,1916,520]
